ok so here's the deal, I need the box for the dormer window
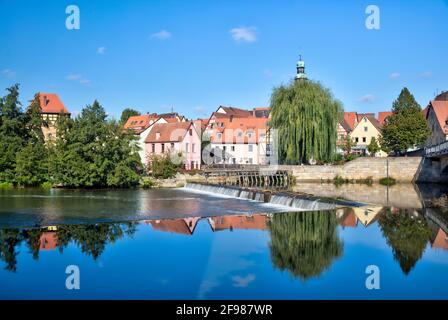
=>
[156,132,161,140]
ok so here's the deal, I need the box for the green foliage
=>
[341,135,356,156]
[269,211,343,280]
[148,152,183,179]
[269,80,343,164]
[15,142,50,186]
[141,177,156,189]
[379,177,396,186]
[0,181,13,189]
[378,209,431,275]
[120,108,141,125]
[380,88,430,154]
[50,101,142,188]
[367,137,380,156]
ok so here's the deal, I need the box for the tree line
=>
[0,84,142,188]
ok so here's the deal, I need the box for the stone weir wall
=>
[278,157,426,183]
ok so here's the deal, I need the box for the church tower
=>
[295,55,307,81]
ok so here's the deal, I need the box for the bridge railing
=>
[425,141,448,157]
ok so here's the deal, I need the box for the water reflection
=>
[269,211,343,280]
[1,206,447,281]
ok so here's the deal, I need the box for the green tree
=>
[380,88,430,155]
[269,80,343,164]
[50,100,141,188]
[0,84,26,183]
[120,108,141,125]
[147,152,183,179]
[269,211,343,280]
[341,135,356,156]
[367,137,380,156]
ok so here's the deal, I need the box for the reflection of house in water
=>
[353,207,382,227]
[148,217,200,235]
[336,209,358,228]
[208,214,270,232]
[432,229,448,250]
[39,232,58,251]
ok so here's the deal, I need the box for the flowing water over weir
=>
[184,183,353,211]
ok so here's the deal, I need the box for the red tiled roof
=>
[343,112,358,131]
[209,215,269,231]
[124,114,158,133]
[209,117,268,144]
[432,229,448,250]
[429,100,448,134]
[148,219,198,235]
[219,106,253,117]
[378,111,393,125]
[38,93,70,114]
[145,121,194,143]
[357,113,375,123]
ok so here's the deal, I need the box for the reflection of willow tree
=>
[269,211,343,280]
[378,209,431,275]
[0,229,23,272]
[56,223,136,260]
[0,222,137,271]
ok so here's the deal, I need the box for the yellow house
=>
[353,206,383,227]
[350,115,387,157]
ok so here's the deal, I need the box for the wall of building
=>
[211,143,262,164]
[426,106,447,146]
[350,117,387,157]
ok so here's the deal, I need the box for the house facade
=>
[425,92,448,146]
[38,93,70,141]
[350,115,386,157]
[145,121,201,170]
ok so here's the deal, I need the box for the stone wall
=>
[279,157,424,182]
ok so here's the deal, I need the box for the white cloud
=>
[151,30,172,40]
[97,46,106,55]
[389,72,400,79]
[2,69,16,78]
[358,94,376,104]
[66,74,90,85]
[230,26,257,43]
[232,274,256,288]
[419,71,432,78]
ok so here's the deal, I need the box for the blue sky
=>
[0,0,447,119]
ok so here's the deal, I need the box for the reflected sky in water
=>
[0,205,447,299]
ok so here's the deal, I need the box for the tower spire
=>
[295,55,307,81]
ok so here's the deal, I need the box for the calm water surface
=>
[0,185,447,299]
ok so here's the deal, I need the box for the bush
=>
[141,177,156,189]
[379,177,396,186]
[41,181,53,189]
[147,152,183,179]
[0,181,13,189]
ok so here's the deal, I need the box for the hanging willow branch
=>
[269,80,343,164]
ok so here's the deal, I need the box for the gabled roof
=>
[38,93,70,114]
[124,114,159,133]
[39,232,58,250]
[209,117,268,144]
[343,112,358,131]
[357,113,375,123]
[145,121,194,143]
[208,214,269,232]
[218,106,253,117]
[378,111,393,125]
[429,100,448,135]
[355,114,382,132]
[148,218,199,235]
[339,118,352,133]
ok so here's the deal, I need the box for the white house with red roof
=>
[38,93,70,141]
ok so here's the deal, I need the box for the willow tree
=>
[269,211,343,280]
[269,80,343,164]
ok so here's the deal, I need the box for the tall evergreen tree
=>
[380,88,430,154]
[269,80,343,164]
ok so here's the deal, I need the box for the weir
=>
[184,183,359,211]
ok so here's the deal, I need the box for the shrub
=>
[147,152,183,179]
[41,181,53,189]
[141,177,156,189]
[379,177,396,186]
[0,181,13,189]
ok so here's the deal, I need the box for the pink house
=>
[145,121,201,170]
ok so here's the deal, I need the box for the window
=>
[355,137,359,143]
[189,129,193,136]
[247,131,253,138]
[237,132,242,137]
[217,133,222,139]
[171,143,175,149]
[186,143,189,153]
[364,126,368,132]
[151,144,155,153]
[362,137,367,143]
[192,143,195,153]
[231,146,235,151]
[248,158,253,164]
[248,144,253,152]
[231,158,236,164]
[161,143,165,153]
